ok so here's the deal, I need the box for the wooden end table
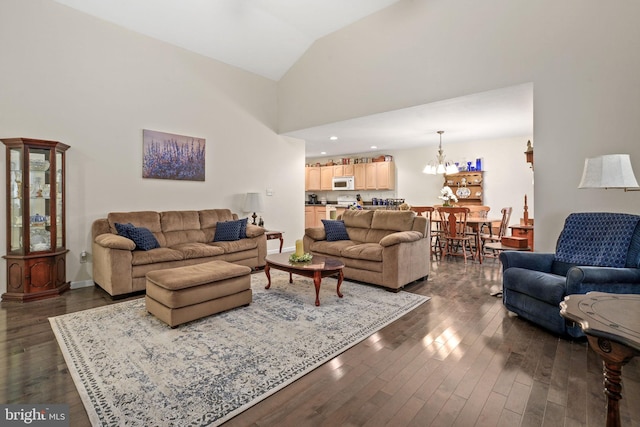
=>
[265,230,284,253]
[264,252,344,306]
[560,292,640,427]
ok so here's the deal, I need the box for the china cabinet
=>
[2,137,70,302]
[443,171,483,205]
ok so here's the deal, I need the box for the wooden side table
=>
[265,231,284,253]
[560,292,640,427]
[509,225,534,251]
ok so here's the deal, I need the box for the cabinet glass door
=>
[54,150,64,249]
[27,147,52,253]
[9,147,23,253]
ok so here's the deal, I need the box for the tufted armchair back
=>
[551,212,640,276]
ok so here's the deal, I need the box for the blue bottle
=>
[475,158,482,171]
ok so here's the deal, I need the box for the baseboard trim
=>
[71,280,94,289]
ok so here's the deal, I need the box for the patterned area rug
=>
[50,270,429,426]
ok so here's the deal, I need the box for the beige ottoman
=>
[145,260,252,327]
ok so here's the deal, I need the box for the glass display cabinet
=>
[2,137,70,301]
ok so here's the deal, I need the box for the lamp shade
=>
[243,192,264,212]
[578,154,640,189]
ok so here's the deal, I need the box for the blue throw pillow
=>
[321,219,350,242]
[114,222,134,238]
[127,226,160,251]
[214,220,242,242]
[238,217,248,239]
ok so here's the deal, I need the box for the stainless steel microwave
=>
[332,176,355,191]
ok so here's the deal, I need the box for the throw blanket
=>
[555,212,640,268]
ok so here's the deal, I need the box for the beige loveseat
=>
[91,209,266,297]
[303,209,430,291]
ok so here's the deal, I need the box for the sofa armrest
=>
[305,227,326,241]
[565,266,640,294]
[245,224,265,238]
[380,231,423,247]
[94,233,136,250]
[499,251,555,273]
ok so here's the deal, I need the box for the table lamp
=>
[578,154,640,191]
[243,192,264,225]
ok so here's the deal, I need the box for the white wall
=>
[279,0,640,251]
[0,0,305,294]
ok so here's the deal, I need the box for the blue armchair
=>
[500,212,640,337]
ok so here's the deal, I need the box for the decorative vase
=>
[443,200,451,207]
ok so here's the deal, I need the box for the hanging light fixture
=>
[422,131,458,174]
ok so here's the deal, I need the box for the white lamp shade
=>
[243,192,264,212]
[578,154,640,189]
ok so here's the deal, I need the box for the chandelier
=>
[422,130,458,174]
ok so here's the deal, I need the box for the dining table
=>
[431,213,502,264]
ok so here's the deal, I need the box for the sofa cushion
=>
[161,211,207,247]
[198,209,236,228]
[342,243,384,262]
[214,220,243,242]
[626,221,640,268]
[371,210,416,232]
[309,239,354,257]
[131,247,184,266]
[170,242,225,259]
[342,210,374,228]
[321,219,350,241]
[108,211,166,247]
[128,226,160,251]
[211,238,258,254]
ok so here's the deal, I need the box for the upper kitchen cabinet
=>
[320,166,333,190]
[305,166,321,191]
[361,161,395,190]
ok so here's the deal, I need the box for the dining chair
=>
[435,207,474,262]
[410,206,441,258]
[481,207,513,258]
[460,205,490,254]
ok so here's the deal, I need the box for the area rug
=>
[50,270,429,426]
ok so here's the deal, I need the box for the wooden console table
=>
[560,292,640,427]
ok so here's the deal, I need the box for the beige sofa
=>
[91,209,266,297]
[303,209,430,291]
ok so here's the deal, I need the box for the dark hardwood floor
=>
[1,258,639,426]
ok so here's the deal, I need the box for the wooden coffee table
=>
[264,252,344,306]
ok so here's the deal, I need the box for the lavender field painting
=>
[143,130,205,181]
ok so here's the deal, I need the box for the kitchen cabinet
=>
[374,161,395,190]
[354,164,366,190]
[332,165,344,177]
[305,166,321,191]
[2,137,70,302]
[362,162,395,190]
[304,205,326,228]
[343,164,354,176]
[443,171,483,205]
[320,166,333,191]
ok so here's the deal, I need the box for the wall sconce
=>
[578,154,640,191]
[243,192,264,224]
[524,140,533,170]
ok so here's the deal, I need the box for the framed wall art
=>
[142,129,205,181]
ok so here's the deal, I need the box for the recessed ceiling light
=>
[321,151,327,155]
[329,136,338,141]
[370,145,377,149]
